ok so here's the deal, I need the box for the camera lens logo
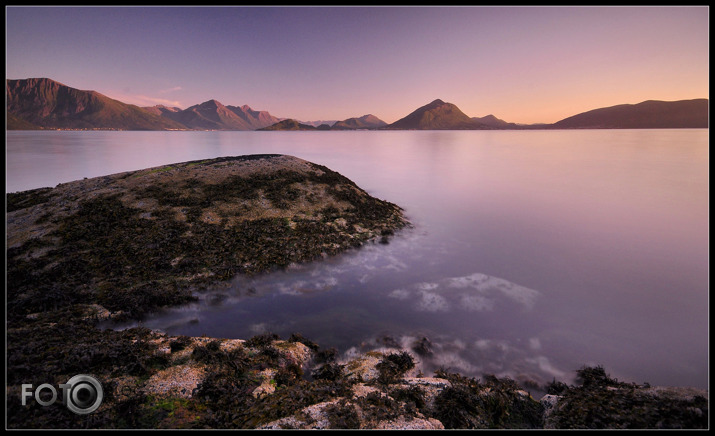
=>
[21,374,104,415]
[64,375,104,414]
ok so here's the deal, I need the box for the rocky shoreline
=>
[6,155,708,429]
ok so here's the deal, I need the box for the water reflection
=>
[9,129,709,390]
[107,227,568,389]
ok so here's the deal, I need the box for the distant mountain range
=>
[6,78,709,131]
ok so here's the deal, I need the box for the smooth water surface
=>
[7,129,709,391]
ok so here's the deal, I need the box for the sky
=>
[5,6,710,124]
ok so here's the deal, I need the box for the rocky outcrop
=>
[7,154,408,320]
[6,154,412,429]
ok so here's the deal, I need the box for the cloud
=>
[388,288,410,300]
[432,351,478,373]
[460,293,495,312]
[448,273,540,310]
[159,86,183,94]
[277,276,338,296]
[525,356,567,379]
[249,323,269,334]
[445,273,491,289]
[102,89,183,108]
[135,95,181,107]
[473,338,512,354]
[417,290,450,312]
[388,272,541,313]
[416,282,440,291]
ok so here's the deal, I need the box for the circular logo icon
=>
[65,374,103,415]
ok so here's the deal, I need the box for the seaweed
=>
[354,390,417,426]
[315,347,338,364]
[245,333,280,349]
[325,399,362,429]
[374,351,415,386]
[432,379,487,429]
[287,333,320,352]
[136,168,351,213]
[311,362,345,381]
[197,374,353,428]
[7,183,400,319]
[7,187,55,212]
[273,363,304,387]
[547,366,708,429]
[7,319,166,387]
[431,370,544,429]
[192,340,250,375]
[411,336,433,357]
[169,336,193,353]
[389,385,427,412]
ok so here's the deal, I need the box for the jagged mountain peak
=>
[196,99,224,108]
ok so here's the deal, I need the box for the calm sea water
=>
[6,129,709,392]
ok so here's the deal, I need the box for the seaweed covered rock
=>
[6,155,409,429]
[541,366,708,429]
[5,318,709,429]
[257,349,547,430]
[7,154,409,320]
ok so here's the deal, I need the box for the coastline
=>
[6,155,707,429]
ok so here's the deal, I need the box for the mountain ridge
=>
[6,78,186,130]
[332,114,387,130]
[6,78,709,131]
[258,119,317,131]
[143,100,281,130]
[551,99,709,129]
[5,78,282,131]
[472,114,518,128]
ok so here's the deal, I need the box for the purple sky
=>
[6,6,709,124]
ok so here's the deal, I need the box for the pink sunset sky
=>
[6,6,709,124]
